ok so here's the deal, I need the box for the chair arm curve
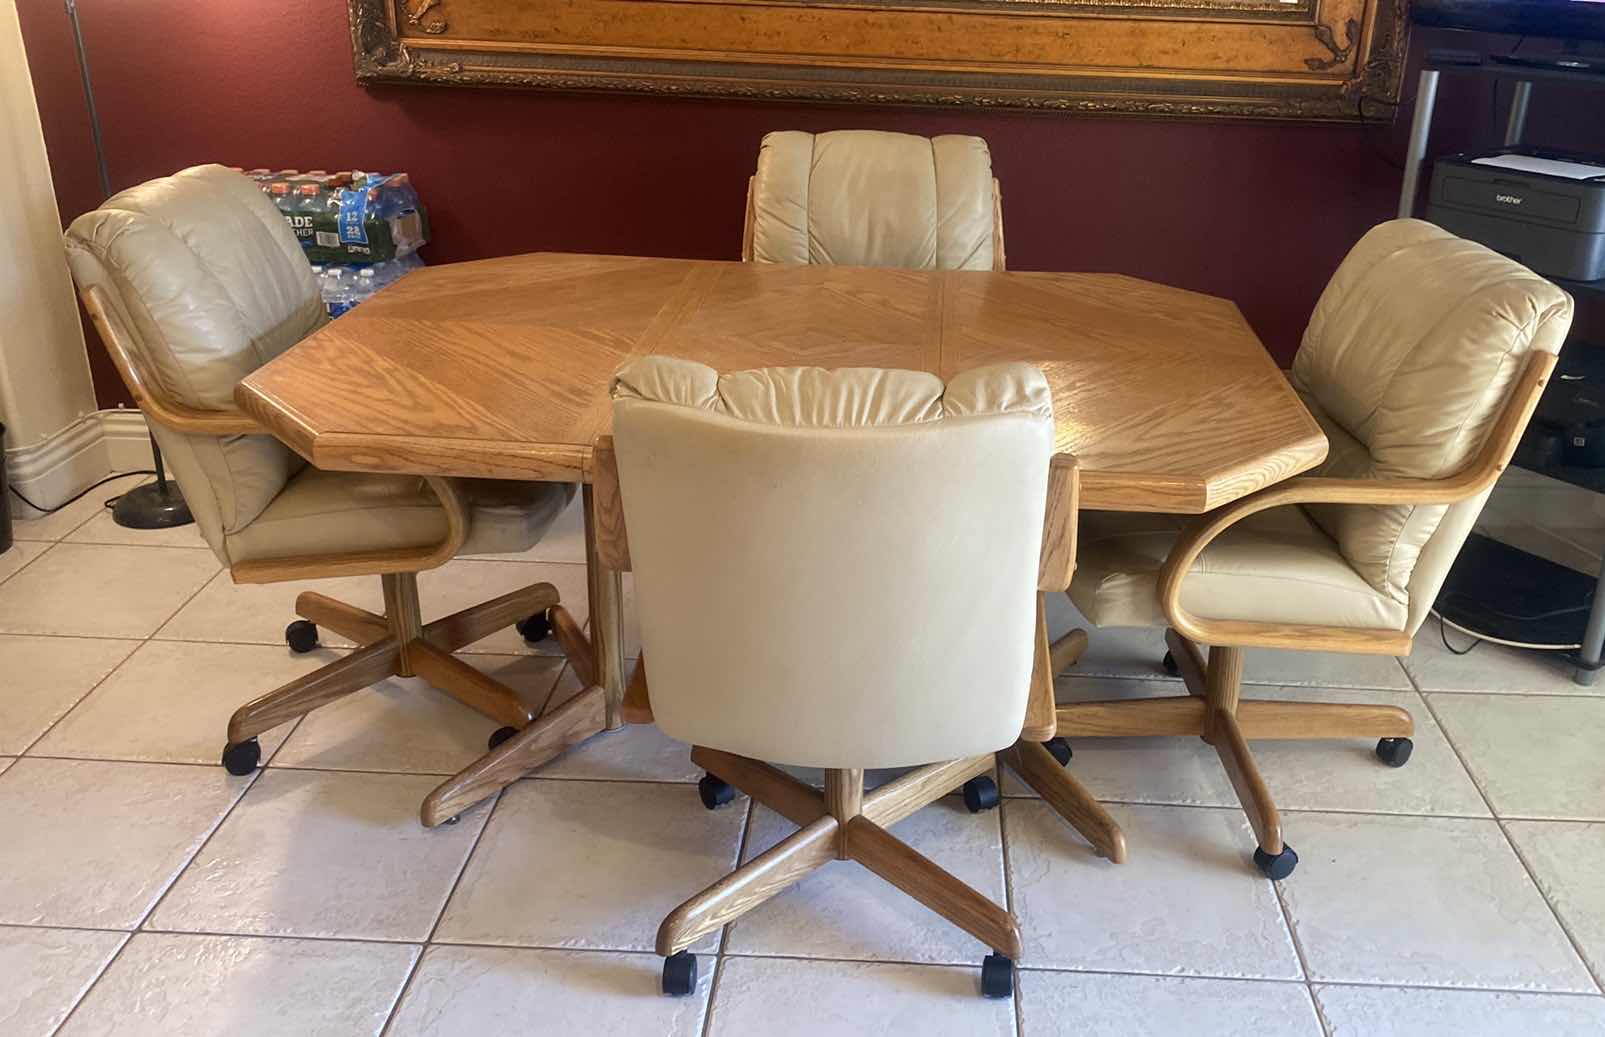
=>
[1156,350,1554,654]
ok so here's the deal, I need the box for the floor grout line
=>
[378,785,508,1036]
[1416,689,1605,997]
[699,798,756,1037]
[1272,874,1331,1037]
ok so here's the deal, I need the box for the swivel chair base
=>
[220,571,600,826]
[660,748,1020,998]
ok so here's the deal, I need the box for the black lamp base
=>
[112,479,194,529]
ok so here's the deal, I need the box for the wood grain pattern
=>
[1037,454,1079,593]
[236,253,1326,516]
[1211,709,1283,855]
[847,815,1022,958]
[1048,628,1088,676]
[422,581,561,654]
[293,592,388,645]
[825,768,864,857]
[1234,700,1414,740]
[588,436,631,572]
[997,740,1127,863]
[690,746,823,828]
[861,754,993,829]
[227,638,400,743]
[583,483,628,729]
[421,684,608,826]
[550,605,596,689]
[409,640,536,729]
[1020,594,1057,742]
[657,815,839,956]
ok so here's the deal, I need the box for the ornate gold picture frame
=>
[349,0,1407,121]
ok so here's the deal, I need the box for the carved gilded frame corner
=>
[349,0,1406,121]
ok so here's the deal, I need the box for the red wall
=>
[17,1,1601,407]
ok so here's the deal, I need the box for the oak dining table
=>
[236,251,1329,852]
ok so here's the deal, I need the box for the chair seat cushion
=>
[223,467,574,566]
[1068,505,1408,632]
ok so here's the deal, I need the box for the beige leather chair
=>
[64,165,595,791]
[1059,219,1573,879]
[602,357,1074,998]
[742,130,1005,270]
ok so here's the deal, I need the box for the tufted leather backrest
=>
[611,357,1052,768]
[1291,219,1573,632]
[64,165,325,559]
[746,130,1001,271]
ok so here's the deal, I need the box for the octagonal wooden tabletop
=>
[237,252,1327,513]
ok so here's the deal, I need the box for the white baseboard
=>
[3,409,152,517]
[98,408,155,471]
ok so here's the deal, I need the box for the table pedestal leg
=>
[418,485,630,825]
[583,482,628,728]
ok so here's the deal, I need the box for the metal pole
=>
[1504,80,1532,148]
[65,0,111,199]
[1398,69,1440,220]
[67,0,194,528]
[1575,552,1605,686]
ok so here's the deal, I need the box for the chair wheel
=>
[1161,650,1180,677]
[662,951,697,996]
[698,774,735,810]
[962,775,1000,814]
[220,738,261,775]
[284,620,320,654]
[1254,844,1298,880]
[1376,737,1413,768]
[515,610,553,644]
[980,953,1014,998]
[488,726,518,750]
[1043,736,1072,767]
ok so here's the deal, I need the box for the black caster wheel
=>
[1161,650,1180,677]
[698,774,735,810]
[515,610,553,644]
[980,953,1015,999]
[962,775,1001,814]
[1375,737,1413,768]
[284,620,320,654]
[1254,845,1299,881]
[1043,736,1072,767]
[662,951,697,996]
[488,726,519,751]
[220,738,261,775]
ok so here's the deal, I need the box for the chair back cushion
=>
[611,358,1053,768]
[64,164,325,554]
[1292,219,1572,631]
[749,130,998,270]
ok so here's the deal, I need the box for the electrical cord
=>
[6,469,156,516]
[1432,608,1582,654]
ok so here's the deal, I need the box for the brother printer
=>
[1427,149,1605,282]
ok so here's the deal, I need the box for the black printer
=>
[1426,149,1605,282]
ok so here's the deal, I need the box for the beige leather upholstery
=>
[612,357,1052,768]
[1072,220,1573,638]
[64,164,572,569]
[1292,219,1571,632]
[748,130,999,270]
[1072,508,1407,631]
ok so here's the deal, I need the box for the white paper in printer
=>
[1471,154,1605,181]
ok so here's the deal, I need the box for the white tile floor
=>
[2,484,1604,1035]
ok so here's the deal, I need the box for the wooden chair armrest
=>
[1155,351,1556,654]
[80,284,264,437]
